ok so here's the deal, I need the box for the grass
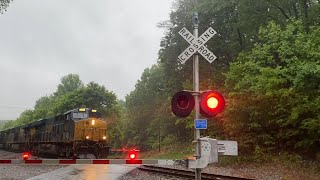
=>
[140,149,192,159]
[140,143,194,159]
[108,143,193,160]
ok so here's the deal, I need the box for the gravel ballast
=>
[119,162,320,180]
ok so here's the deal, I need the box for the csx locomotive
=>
[0,108,110,158]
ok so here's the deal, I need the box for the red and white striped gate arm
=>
[0,159,176,165]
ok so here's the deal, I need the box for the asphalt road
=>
[27,164,138,180]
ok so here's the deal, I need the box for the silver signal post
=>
[177,4,238,180]
[177,2,218,180]
[192,12,201,180]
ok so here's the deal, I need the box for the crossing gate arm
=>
[0,159,180,165]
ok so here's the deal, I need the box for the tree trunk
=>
[237,27,244,51]
[266,0,290,19]
[302,0,309,19]
[292,2,299,19]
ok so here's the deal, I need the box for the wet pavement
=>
[27,164,138,180]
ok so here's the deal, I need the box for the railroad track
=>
[138,165,254,180]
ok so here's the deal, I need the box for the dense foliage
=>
[123,0,320,157]
[0,0,12,14]
[225,20,320,154]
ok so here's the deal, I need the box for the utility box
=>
[188,137,211,169]
[206,138,218,163]
[188,137,238,169]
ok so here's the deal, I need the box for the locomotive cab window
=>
[89,110,102,118]
[66,114,71,120]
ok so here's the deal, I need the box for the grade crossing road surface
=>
[27,164,138,180]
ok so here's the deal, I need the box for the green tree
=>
[2,110,35,130]
[224,20,320,154]
[51,82,118,117]
[0,0,13,14]
[14,110,35,126]
[54,74,84,97]
[1,120,16,130]
[33,96,54,120]
[124,64,192,149]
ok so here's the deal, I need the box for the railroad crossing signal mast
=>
[172,1,238,180]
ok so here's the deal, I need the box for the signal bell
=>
[171,91,195,118]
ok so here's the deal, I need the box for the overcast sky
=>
[0,0,173,120]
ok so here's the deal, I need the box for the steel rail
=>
[138,165,255,180]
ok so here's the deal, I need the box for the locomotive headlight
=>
[103,136,106,140]
[91,120,95,125]
[86,135,89,139]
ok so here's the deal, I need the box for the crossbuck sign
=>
[178,27,217,64]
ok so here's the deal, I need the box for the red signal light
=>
[171,91,195,118]
[23,152,30,160]
[129,153,136,159]
[200,91,225,118]
[207,97,219,108]
[128,150,137,160]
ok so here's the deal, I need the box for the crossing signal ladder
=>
[171,90,225,118]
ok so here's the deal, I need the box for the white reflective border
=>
[76,159,93,164]
[156,160,175,165]
[43,159,59,164]
[11,159,24,164]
